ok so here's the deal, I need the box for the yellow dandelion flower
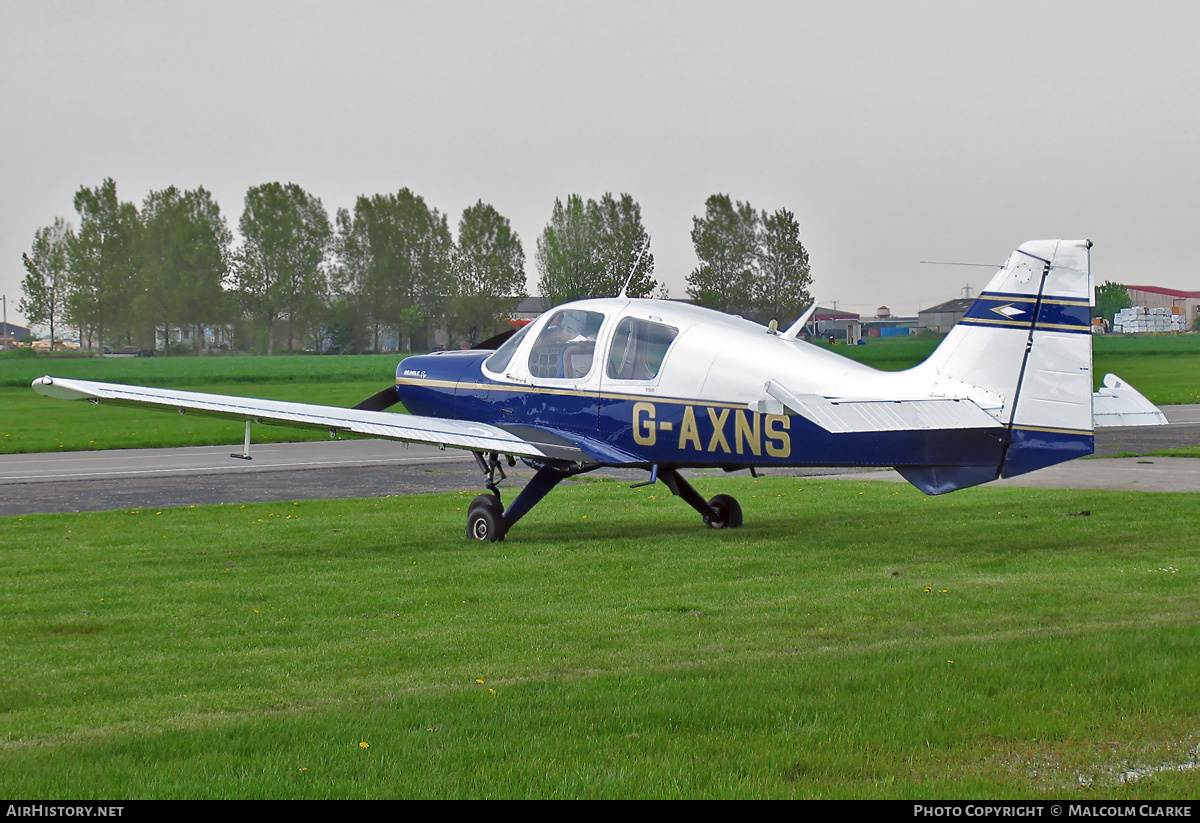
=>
[359,741,369,749]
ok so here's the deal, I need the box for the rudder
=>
[915,239,1095,481]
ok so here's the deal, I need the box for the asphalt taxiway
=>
[1,406,1197,516]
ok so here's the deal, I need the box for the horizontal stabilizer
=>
[764,380,1002,434]
[1092,373,1169,427]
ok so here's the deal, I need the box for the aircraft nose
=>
[394,351,486,418]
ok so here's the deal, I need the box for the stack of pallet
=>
[1112,306,1183,334]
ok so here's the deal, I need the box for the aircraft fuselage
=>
[391,296,1066,475]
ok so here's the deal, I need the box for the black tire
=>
[706,494,743,529]
[467,494,508,542]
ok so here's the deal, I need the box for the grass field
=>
[1,353,403,453]
[3,334,1199,455]
[1,477,1197,799]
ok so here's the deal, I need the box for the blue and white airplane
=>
[33,239,1164,541]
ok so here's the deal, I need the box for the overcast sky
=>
[2,0,1197,329]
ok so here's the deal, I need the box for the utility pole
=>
[2,294,7,351]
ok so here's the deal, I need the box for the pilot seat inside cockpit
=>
[527,309,603,380]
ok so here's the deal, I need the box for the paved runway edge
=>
[2,406,1197,515]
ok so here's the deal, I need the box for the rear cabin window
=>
[606,318,678,380]
[527,309,605,379]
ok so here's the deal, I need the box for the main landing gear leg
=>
[467,451,512,542]
[658,468,743,530]
[466,458,568,542]
[502,466,565,529]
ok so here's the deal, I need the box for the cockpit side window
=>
[483,323,532,375]
[527,309,606,379]
[607,318,678,381]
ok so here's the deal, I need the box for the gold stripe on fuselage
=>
[978,293,1091,307]
[395,376,749,409]
[958,317,1088,332]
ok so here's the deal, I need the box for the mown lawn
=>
[1,477,1197,798]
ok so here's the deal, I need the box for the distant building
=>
[1124,286,1200,329]
[918,298,975,334]
[811,307,861,338]
[1,321,29,350]
[512,296,550,325]
[863,316,918,338]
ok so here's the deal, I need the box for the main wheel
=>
[706,494,743,529]
[467,494,508,542]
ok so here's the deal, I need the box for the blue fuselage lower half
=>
[394,351,1092,491]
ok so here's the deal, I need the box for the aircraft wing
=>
[31,376,590,462]
[763,380,1003,433]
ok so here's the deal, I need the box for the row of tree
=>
[687,195,813,323]
[533,192,815,324]
[20,179,528,354]
[20,180,814,354]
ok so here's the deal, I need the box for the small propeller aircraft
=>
[32,238,1164,541]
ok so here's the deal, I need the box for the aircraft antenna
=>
[919,260,1002,268]
[780,301,819,340]
[618,236,651,299]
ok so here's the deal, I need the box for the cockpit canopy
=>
[483,302,680,384]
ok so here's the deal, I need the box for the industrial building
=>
[1,320,29,350]
[917,298,975,334]
[1124,286,1200,330]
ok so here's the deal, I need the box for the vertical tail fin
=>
[916,239,1095,482]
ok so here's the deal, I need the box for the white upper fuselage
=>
[483,297,951,410]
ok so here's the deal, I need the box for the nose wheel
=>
[467,493,507,542]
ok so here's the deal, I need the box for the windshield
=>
[483,323,532,374]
